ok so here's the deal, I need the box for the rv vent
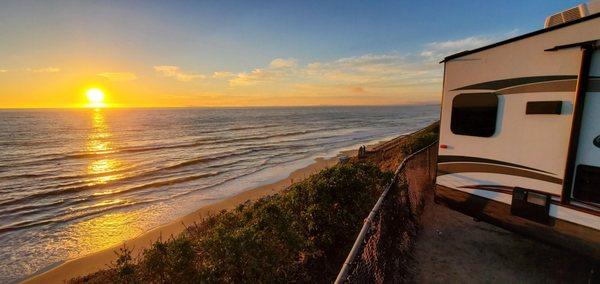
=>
[544,4,588,28]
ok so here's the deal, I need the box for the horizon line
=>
[0,103,441,110]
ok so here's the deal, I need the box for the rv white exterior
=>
[436,6,600,257]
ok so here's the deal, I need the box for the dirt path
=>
[411,196,598,283]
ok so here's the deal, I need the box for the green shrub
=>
[75,162,392,283]
[400,131,438,155]
[141,237,198,283]
[113,246,136,283]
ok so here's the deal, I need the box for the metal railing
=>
[370,121,440,154]
[335,140,438,283]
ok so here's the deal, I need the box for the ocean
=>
[0,105,438,282]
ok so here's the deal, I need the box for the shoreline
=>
[23,142,382,284]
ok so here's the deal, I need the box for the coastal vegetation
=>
[70,123,441,283]
[72,162,393,283]
[400,127,439,155]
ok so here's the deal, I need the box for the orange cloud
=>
[28,67,60,73]
[98,72,137,81]
[154,65,205,82]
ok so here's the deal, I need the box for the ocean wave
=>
[0,127,331,168]
[0,170,221,209]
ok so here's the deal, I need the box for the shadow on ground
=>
[411,196,599,283]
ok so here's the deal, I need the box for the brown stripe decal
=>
[461,184,513,195]
[460,184,561,197]
[497,79,576,95]
[438,155,554,175]
[438,163,563,184]
[456,185,600,216]
[452,75,577,91]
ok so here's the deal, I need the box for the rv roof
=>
[441,12,600,63]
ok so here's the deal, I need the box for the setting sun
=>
[85,88,107,108]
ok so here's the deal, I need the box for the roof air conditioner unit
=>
[544,1,600,28]
[544,4,588,28]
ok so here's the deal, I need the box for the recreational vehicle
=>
[435,2,600,257]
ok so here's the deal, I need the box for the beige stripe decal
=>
[497,79,576,95]
[438,163,563,184]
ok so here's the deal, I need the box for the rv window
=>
[451,93,498,137]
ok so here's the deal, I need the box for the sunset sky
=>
[0,0,584,108]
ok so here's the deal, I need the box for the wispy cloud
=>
[98,72,137,81]
[229,58,298,86]
[420,30,518,63]
[27,67,60,73]
[229,68,280,86]
[0,69,6,73]
[212,71,235,79]
[222,32,514,104]
[305,53,432,85]
[154,65,205,82]
[420,36,493,63]
[264,32,510,82]
[269,58,297,68]
[350,86,367,94]
[152,31,513,105]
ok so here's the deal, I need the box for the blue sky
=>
[0,0,588,107]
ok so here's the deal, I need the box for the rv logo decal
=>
[594,135,600,149]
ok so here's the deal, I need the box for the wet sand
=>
[23,150,357,284]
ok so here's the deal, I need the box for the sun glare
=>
[86,88,107,108]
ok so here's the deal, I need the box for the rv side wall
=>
[436,16,600,249]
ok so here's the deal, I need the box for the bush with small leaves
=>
[71,162,391,283]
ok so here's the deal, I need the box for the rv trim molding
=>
[561,44,594,203]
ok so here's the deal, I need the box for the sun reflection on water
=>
[87,109,113,153]
[87,158,122,184]
[86,109,121,185]
[68,109,142,258]
[68,210,143,259]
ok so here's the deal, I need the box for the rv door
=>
[570,47,600,204]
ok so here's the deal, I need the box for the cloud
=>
[0,69,6,73]
[308,54,407,77]
[154,65,205,82]
[420,30,517,63]
[420,36,493,62]
[351,86,367,94]
[228,58,299,86]
[212,71,235,79]
[300,31,514,89]
[223,31,513,104]
[229,69,276,86]
[97,72,137,81]
[304,53,441,88]
[28,67,60,73]
[228,52,437,89]
[269,58,297,68]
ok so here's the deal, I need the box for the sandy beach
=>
[23,148,363,284]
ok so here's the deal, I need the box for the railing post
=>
[427,147,431,180]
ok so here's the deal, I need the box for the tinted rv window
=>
[451,93,498,137]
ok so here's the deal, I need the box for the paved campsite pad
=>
[411,197,598,283]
